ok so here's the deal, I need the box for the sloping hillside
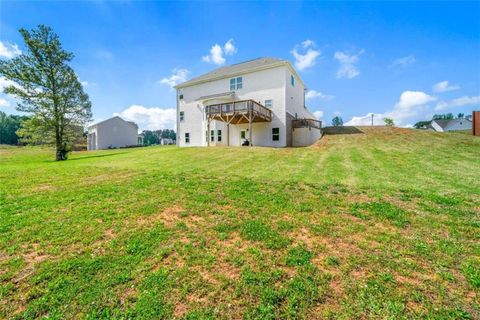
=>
[0,127,479,319]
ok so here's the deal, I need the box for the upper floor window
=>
[179,111,184,122]
[230,77,243,91]
[265,100,273,108]
[178,89,184,100]
[291,75,295,86]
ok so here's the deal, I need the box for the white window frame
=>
[185,132,190,144]
[291,75,295,86]
[265,99,273,108]
[230,77,243,90]
[217,129,222,142]
[179,111,184,122]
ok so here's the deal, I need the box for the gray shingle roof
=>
[432,119,451,129]
[175,57,289,89]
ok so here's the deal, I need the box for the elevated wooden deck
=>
[205,100,272,124]
[292,118,322,129]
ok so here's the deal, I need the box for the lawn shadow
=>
[69,152,129,161]
[43,152,130,163]
[323,126,365,135]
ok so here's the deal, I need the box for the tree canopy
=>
[0,25,91,160]
[331,116,344,127]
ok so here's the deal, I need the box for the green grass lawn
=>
[1,127,479,319]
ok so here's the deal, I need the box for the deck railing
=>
[206,100,272,121]
[292,118,322,129]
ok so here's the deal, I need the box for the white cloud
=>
[345,113,384,126]
[432,80,460,93]
[391,55,416,68]
[334,50,364,79]
[159,68,189,89]
[345,90,436,126]
[224,39,237,55]
[202,39,237,66]
[0,98,11,108]
[313,110,324,120]
[435,95,480,111]
[291,40,321,71]
[0,41,21,59]
[305,89,334,100]
[115,105,176,130]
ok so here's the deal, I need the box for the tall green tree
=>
[0,25,92,160]
[331,116,343,127]
[383,117,394,127]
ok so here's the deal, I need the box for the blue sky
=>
[1,1,479,129]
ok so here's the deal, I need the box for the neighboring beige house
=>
[431,118,472,132]
[87,116,142,150]
[174,57,321,147]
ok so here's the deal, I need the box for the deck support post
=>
[227,122,230,146]
[248,102,253,147]
[207,115,210,147]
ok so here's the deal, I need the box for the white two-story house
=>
[175,57,321,147]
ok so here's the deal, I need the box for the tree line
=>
[0,111,29,145]
[142,129,176,145]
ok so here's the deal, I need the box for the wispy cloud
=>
[115,105,177,130]
[202,39,237,66]
[0,41,21,59]
[159,68,189,89]
[435,95,480,111]
[291,40,321,71]
[346,90,436,126]
[432,80,460,93]
[313,110,324,120]
[305,89,334,101]
[391,55,416,68]
[334,50,364,79]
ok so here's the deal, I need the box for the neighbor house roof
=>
[432,118,471,129]
[175,57,306,89]
[88,116,138,130]
[432,119,452,129]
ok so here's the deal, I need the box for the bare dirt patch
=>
[137,206,195,228]
[13,247,49,283]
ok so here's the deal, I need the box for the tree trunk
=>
[55,125,67,161]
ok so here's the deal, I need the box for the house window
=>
[241,131,246,139]
[291,75,295,86]
[272,128,280,141]
[179,111,184,122]
[217,129,222,142]
[230,77,243,90]
[265,99,273,108]
[211,130,214,142]
[185,133,190,143]
[178,90,184,100]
